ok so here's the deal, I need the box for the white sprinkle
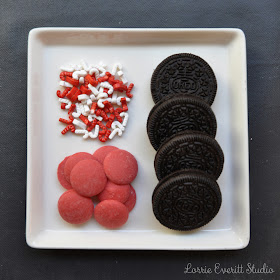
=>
[112,121,125,131]
[72,70,87,80]
[81,59,90,71]
[111,92,118,104]
[72,103,82,118]
[79,104,89,116]
[117,70,123,77]
[73,119,87,130]
[99,61,107,68]
[78,94,89,101]
[75,129,87,134]
[59,81,73,88]
[58,98,70,104]
[120,75,128,85]
[97,98,112,108]
[89,67,100,79]
[97,92,108,100]
[89,125,99,138]
[112,63,122,75]
[83,131,89,139]
[100,82,113,94]
[58,98,72,109]
[109,128,122,139]
[74,64,83,71]
[88,114,93,122]
[88,84,99,96]
[93,114,103,121]
[120,112,129,127]
[89,94,96,101]
[95,65,106,77]
[87,99,93,106]
[84,105,90,114]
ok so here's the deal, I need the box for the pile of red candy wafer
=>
[57,146,138,229]
[57,60,134,142]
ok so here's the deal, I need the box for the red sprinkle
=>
[98,76,109,83]
[60,72,73,81]
[61,103,66,109]
[68,104,76,115]
[100,110,109,121]
[66,86,78,99]
[79,115,90,125]
[87,119,98,131]
[121,98,128,112]
[65,76,79,86]
[95,109,102,116]
[56,90,63,98]
[99,129,107,135]
[62,88,71,97]
[85,74,98,87]
[114,111,123,123]
[126,83,134,98]
[115,107,123,114]
[90,102,97,114]
[106,120,113,128]
[84,80,89,87]
[98,121,107,130]
[99,130,111,142]
[80,85,92,95]
[59,115,74,124]
[61,124,75,134]
[106,114,115,128]
[70,89,81,103]
[108,76,120,85]
[113,83,127,92]
[103,100,114,113]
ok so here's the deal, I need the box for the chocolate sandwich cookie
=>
[154,131,224,180]
[152,170,222,231]
[151,53,217,105]
[147,94,217,150]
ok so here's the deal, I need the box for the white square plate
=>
[27,28,249,250]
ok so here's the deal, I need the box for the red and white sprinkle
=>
[57,60,134,142]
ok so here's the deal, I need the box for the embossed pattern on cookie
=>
[151,53,217,104]
[152,170,222,231]
[154,132,224,180]
[147,94,217,150]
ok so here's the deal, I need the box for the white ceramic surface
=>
[26,28,249,250]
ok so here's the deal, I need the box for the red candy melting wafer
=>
[124,185,137,212]
[57,157,72,190]
[58,189,94,224]
[97,180,131,203]
[93,145,118,164]
[94,200,129,229]
[64,152,95,183]
[70,159,107,197]
[103,149,138,185]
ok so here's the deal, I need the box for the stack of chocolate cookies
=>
[147,53,224,231]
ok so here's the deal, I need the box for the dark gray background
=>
[0,0,279,279]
